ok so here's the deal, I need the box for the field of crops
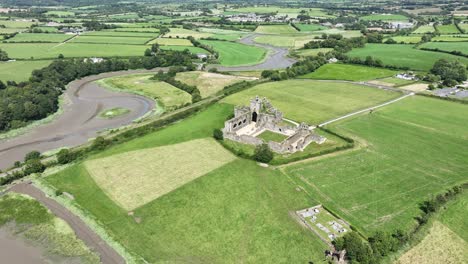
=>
[0,60,52,82]
[255,25,298,34]
[419,41,468,55]
[284,96,468,234]
[436,24,461,34]
[221,79,399,125]
[200,40,266,66]
[300,63,398,81]
[4,33,72,43]
[347,44,468,71]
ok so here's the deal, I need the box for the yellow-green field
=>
[165,28,212,39]
[395,221,468,264]
[255,25,298,34]
[97,74,192,110]
[147,38,192,46]
[84,138,236,210]
[175,71,256,97]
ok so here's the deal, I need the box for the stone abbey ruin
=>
[223,96,326,154]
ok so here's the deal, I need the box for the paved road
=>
[0,69,164,170]
[9,182,125,264]
[213,34,297,71]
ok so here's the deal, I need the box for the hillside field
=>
[360,14,408,21]
[347,44,468,71]
[419,41,468,55]
[0,60,52,82]
[221,79,400,125]
[300,63,398,81]
[413,25,435,34]
[436,24,461,34]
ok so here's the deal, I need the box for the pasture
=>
[254,34,318,48]
[255,25,298,34]
[221,79,400,125]
[44,104,329,263]
[83,31,157,38]
[147,38,192,46]
[0,43,148,59]
[0,20,36,28]
[0,60,52,82]
[71,35,152,45]
[413,25,435,34]
[84,138,236,210]
[347,44,468,71]
[113,27,160,33]
[4,33,72,43]
[159,45,208,54]
[284,96,468,234]
[439,191,468,242]
[436,24,461,34]
[98,74,192,110]
[199,40,266,66]
[294,23,327,32]
[198,27,246,41]
[175,71,256,98]
[419,42,468,55]
[360,14,409,21]
[165,28,212,39]
[300,63,398,81]
[387,36,422,44]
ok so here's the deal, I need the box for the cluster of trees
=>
[262,53,329,81]
[0,48,8,61]
[187,36,218,59]
[151,66,202,103]
[334,184,465,263]
[430,59,467,86]
[0,49,195,132]
[82,20,118,31]
[304,35,366,53]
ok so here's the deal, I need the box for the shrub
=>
[23,159,45,175]
[213,128,223,140]
[56,149,75,164]
[90,136,110,151]
[24,151,41,162]
[254,144,273,163]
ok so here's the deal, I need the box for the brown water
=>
[0,228,46,264]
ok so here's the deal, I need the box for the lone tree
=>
[254,143,274,163]
[57,149,75,164]
[213,128,223,140]
[0,48,8,61]
[23,159,45,175]
[431,59,467,86]
[24,150,41,162]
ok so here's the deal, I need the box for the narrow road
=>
[8,181,125,264]
[213,33,297,71]
[0,69,164,170]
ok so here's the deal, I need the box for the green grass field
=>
[0,43,148,59]
[255,25,298,34]
[0,20,36,28]
[199,40,266,66]
[300,63,398,81]
[175,71,255,98]
[360,14,409,21]
[165,28,212,39]
[98,74,192,110]
[439,191,468,242]
[113,27,160,33]
[71,35,152,45]
[198,27,246,41]
[254,34,318,48]
[4,33,72,43]
[159,45,208,54]
[0,60,52,82]
[257,130,288,142]
[83,31,157,38]
[347,44,468,71]
[432,35,468,41]
[413,25,435,34]
[419,41,468,55]
[44,104,329,263]
[387,36,422,44]
[221,79,400,125]
[436,24,461,34]
[32,26,59,33]
[284,96,468,234]
[45,10,75,17]
[294,23,327,32]
[0,193,99,263]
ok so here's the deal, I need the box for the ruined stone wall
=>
[223,112,250,133]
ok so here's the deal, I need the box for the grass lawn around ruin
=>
[221,79,400,125]
[257,130,289,142]
[300,63,398,81]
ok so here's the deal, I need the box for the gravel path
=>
[9,182,125,264]
[0,69,163,170]
[211,34,297,71]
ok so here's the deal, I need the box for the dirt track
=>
[9,182,125,264]
[0,69,162,170]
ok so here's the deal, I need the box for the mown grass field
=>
[284,96,468,234]
[147,38,192,46]
[200,40,266,66]
[419,41,468,55]
[254,34,318,48]
[165,28,212,39]
[175,71,256,98]
[85,138,236,210]
[0,60,52,82]
[347,44,468,71]
[294,23,327,32]
[0,193,100,263]
[436,24,461,34]
[255,25,298,34]
[44,103,329,263]
[257,130,288,142]
[413,25,435,34]
[83,31,157,38]
[387,36,422,44]
[360,14,409,21]
[71,35,152,45]
[0,43,148,59]
[221,79,400,125]
[300,63,398,81]
[4,33,72,43]
[98,74,192,110]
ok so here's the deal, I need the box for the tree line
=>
[151,66,202,103]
